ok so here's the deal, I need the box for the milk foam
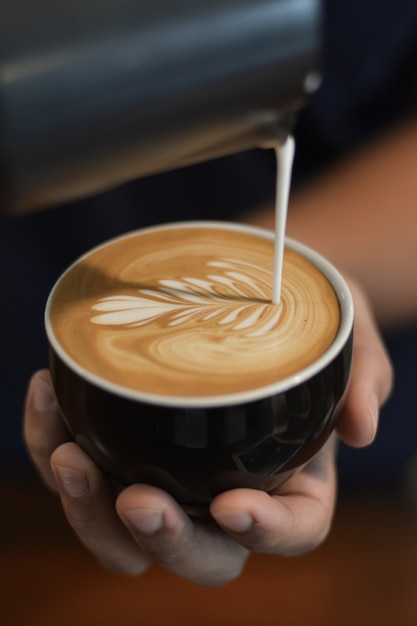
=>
[91,258,282,337]
[49,225,340,398]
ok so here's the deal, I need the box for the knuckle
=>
[64,506,96,534]
[134,521,197,567]
[144,539,187,568]
[283,523,331,556]
[23,422,49,458]
[243,503,333,557]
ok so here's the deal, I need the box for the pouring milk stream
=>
[272,137,295,305]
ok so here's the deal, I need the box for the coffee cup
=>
[45,221,353,504]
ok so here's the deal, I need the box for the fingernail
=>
[33,377,56,412]
[213,510,254,533]
[369,393,379,439]
[54,465,89,498]
[123,509,164,535]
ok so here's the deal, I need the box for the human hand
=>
[332,277,393,448]
[23,280,392,587]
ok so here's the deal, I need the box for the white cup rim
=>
[45,220,354,408]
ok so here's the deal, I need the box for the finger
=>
[116,485,249,587]
[336,280,393,447]
[23,369,71,491]
[211,436,337,556]
[51,442,151,575]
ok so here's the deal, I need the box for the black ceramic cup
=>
[45,222,354,504]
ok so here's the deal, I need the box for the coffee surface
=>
[49,225,340,397]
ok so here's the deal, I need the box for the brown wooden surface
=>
[2,475,417,626]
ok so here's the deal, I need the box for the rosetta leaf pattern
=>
[90,258,281,337]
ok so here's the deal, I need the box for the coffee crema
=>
[48,224,340,397]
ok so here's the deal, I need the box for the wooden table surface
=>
[2,475,417,626]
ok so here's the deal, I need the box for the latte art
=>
[49,224,340,397]
[90,257,283,337]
